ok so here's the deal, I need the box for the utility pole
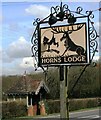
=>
[60,66,69,119]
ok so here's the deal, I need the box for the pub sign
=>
[38,23,89,66]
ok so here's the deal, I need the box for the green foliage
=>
[2,76,21,93]
[68,63,100,98]
[87,99,98,108]
[28,72,45,80]
[1,98,100,118]
[2,61,101,100]
[69,98,99,111]
[2,101,27,119]
[46,98,99,114]
[46,100,60,114]
[46,68,60,99]
[1,61,100,118]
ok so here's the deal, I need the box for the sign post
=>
[60,66,67,118]
[31,2,98,119]
[66,66,69,120]
[60,66,69,119]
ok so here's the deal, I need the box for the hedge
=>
[46,100,60,114]
[69,98,100,111]
[46,98,100,114]
[2,101,27,119]
[1,98,101,119]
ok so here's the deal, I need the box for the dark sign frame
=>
[31,3,98,69]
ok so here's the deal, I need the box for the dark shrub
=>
[46,100,60,114]
[46,98,99,114]
[2,101,27,119]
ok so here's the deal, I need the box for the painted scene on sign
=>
[41,23,87,58]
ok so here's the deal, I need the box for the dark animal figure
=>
[43,33,59,54]
[60,32,86,56]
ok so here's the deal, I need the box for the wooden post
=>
[60,66,67,118]
[66,66,69,120]
[60,66,69,119]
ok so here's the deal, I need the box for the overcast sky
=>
[1,1,100,76]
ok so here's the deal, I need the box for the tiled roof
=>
[6,75,49,95]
